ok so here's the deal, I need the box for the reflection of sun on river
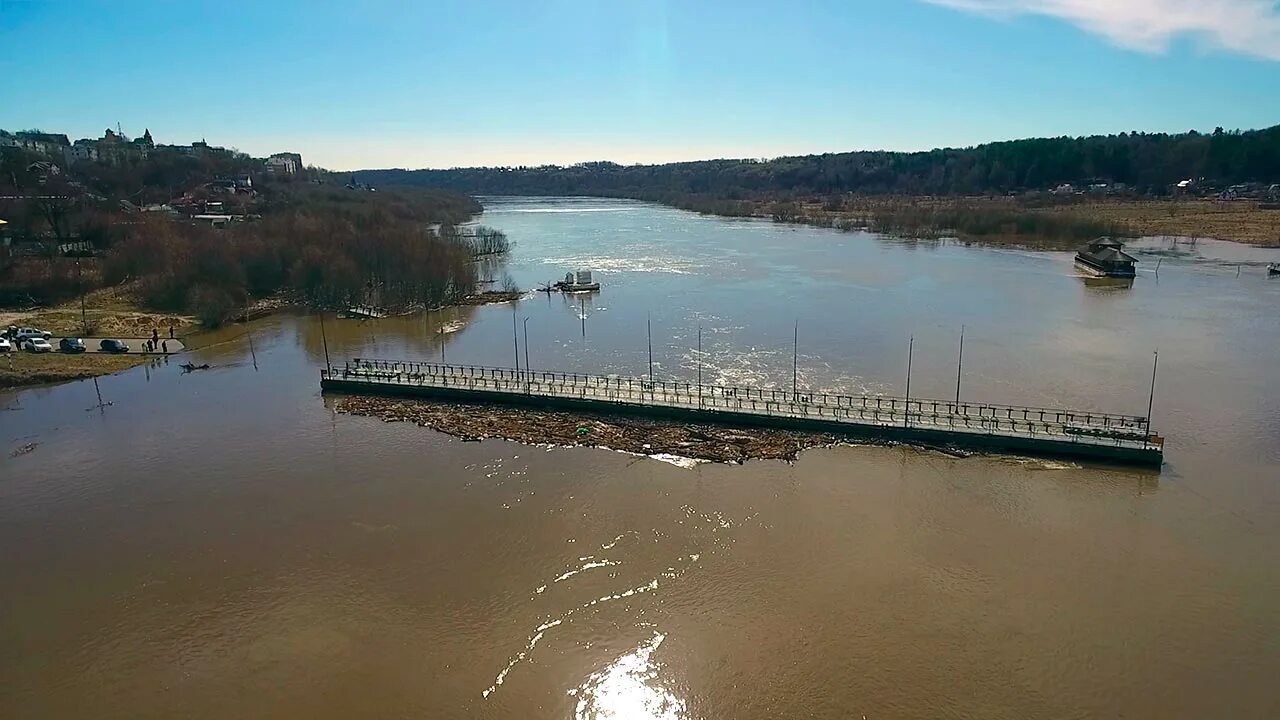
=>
[571,633,684,720]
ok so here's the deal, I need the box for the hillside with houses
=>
[0,127,483,326]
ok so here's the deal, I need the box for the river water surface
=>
[3,197,1279,718]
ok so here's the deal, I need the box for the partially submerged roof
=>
[1087,237,1124,248]
[1082,246,1137,264]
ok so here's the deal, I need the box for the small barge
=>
[1076,238,1138,278]
[553,270,600,292]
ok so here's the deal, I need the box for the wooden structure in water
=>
[1076,238,1138,278]
[320,359,1165,467]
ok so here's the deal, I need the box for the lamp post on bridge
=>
[512,306,520,378]
[904,334,914,429]
[792,320,798,396]
[647,311,654,382]
[523,317,530,379]
[1146,349,1159,434]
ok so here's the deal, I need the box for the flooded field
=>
[3,197,1279,718]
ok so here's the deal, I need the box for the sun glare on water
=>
[570,633,685,720]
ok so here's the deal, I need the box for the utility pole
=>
[88,376,112,415]
[955,324,965,406]
[904,335,914,429]
[75,257,88,334]
[245,297,258,371]
[246,326,258,371]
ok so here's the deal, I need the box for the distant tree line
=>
[355,125,1280,198]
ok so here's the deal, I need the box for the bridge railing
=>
[322,359,1159,450]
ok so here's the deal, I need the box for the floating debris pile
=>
[334,395,851,463]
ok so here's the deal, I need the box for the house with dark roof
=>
[1075,238,1137,278]
[13,131,70,155]
[265,152,303,175]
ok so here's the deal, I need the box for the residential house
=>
[13,131,70,155]
[1075,238,1138,278]
[206,175,254,195]
[26,161,62,184]
[95,128,151,164]
[64,139,100,164]
[192,214,233,229]
[265,152,304,175]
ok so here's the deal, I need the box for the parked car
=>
[23,338,53,353]
[99,339,130,353]
[0,337,11,352]
[14,327,53,341]
[59,337,87,353]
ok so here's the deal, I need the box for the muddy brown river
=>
[3,197,1279,718]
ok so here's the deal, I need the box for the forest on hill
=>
[356,125,1280,199]
[1,142,486,321]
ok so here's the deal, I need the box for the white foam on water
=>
[553,560,620,583]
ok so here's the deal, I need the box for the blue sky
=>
[2,0,1278,169]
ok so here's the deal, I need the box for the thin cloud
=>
[924,0,1280,60]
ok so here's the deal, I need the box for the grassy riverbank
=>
[0,352,147,388]
[0,285,525,390]
[668,195,1280,247]
[0,285,197,388]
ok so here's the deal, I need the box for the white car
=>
[13,327,53,341]
[22,337,53,353]
[0,337,11,352]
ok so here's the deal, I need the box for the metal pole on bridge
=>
[1146,349,1159,432]
[523,317,531,378]
[319,311,331,372]
[792,320,798,396]
[647,311,654,382]
[697,325,702,407]
[904,335,914,428]
[955,324,965,405]
[512,306,520,377]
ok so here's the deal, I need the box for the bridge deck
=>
[321,359,1164,467]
